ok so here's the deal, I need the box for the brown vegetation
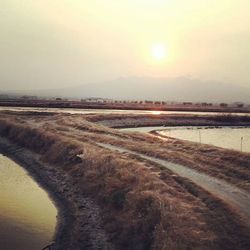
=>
[1,98,250,113]
[56,113,250,191]
[0,112,250,249]
[86,113,250,128]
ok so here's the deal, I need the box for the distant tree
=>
[220,103,228,107]
[183,102,192,106]
[237,103,244,108]
[154,101,161,105]
[201,102,208,106]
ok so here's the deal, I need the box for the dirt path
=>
[97,142,250,227]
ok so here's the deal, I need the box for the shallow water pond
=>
[122,126,250,152]
[0,154,57,250]
[159,127,250,152]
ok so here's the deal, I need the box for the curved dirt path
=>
[97,142,250,227]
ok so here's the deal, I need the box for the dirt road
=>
[97,142,250,226]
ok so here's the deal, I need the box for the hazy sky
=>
[1,0,250,91]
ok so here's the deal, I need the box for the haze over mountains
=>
[2,1,250,106]
[3,77,250,103]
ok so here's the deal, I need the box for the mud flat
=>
[0,111,250,249]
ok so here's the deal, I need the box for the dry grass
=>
[126,133,250,191]
[0,113,250,249]
[86,113,250,128]
[55,117,250,191]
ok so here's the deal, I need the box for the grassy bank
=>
[86,113,250,128]
[0,112,250,249]
[58,113,250,191]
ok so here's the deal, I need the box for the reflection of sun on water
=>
[151,111,163,115]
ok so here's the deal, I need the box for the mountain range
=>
[2,77,250,103]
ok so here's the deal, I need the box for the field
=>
[0,111,250,249]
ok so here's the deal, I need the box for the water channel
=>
[0,154,57,250]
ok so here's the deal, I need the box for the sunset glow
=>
[0,1,250,100]
[151,43,167,60]
[0,1,250,250]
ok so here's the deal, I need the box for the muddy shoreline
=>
[0,137,72,249]
[0,137,113,250]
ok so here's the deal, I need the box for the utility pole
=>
[240,137,243,152]
[199,130,201,143]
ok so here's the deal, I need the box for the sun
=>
[151,43,167,60]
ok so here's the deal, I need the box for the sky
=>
[0,0,250,91]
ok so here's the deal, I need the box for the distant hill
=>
[2,77,250,103]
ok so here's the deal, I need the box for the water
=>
[0,154,57,250]
[158,126,250,152]
[1,106,250,116]
[123,126,250,152]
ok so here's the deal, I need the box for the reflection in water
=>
[0,154,57,250]
[159,127,250,152]
[1,106,250,116]
[151,111,163,115]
